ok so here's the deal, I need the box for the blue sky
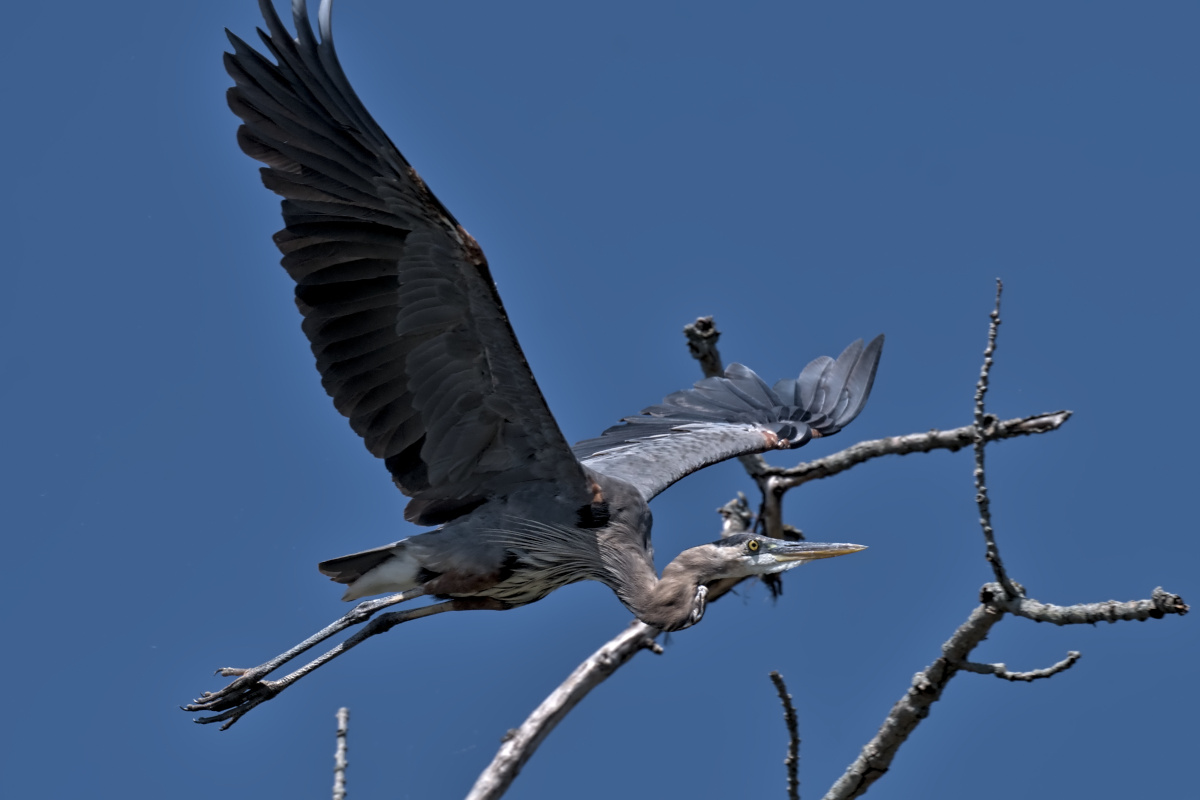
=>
[2,1,1195,797]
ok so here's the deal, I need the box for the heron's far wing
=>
[225,0,587,525]
[573,336,883,500]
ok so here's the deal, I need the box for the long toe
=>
[186,679,281,727]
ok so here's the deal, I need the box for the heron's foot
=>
[185,666,286,729]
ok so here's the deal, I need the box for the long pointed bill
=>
[767,541,867,563]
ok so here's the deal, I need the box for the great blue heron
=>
[189,0,883,727]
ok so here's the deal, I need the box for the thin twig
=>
[769,671,801,800]
[333,707,349,800]
[960,652,1081,681]
[973,280,1003,426]
[972,280,1019,595]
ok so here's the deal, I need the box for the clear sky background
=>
[2,1,1195,797]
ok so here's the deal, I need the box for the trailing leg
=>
[186,589,424,719]
[186,596,507,728]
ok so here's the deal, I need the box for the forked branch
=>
[821,583,1186,800]
[821,286,1187,799]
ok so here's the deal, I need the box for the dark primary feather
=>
[572,336,884,500]
[224,0,589,525]
[227,0,884,530]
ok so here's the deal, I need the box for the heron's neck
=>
[612,547,711,632]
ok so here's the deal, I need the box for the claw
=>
[214,667,250,677]
[185,675,283,729]
[187,681,280,729]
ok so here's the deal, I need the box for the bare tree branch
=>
[465,621,663,800]
[823,595,1006,800]
[820,288,1189,799]
[960,652,1081,682]
[773,411,1071,490]
[683,315,725,379]
[999,586,1189,624]
[769,671,801,800]
[333,707,349,800]
[972,280,1020,595]
[822,581,1187,800]
[462,566,1188,800]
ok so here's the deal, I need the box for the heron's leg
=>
[187,596,506,729]
[186,589,425,715]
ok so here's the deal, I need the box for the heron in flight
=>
[189,0,883,727]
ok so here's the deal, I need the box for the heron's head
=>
[694,532,866,580]
[638,533,865,632]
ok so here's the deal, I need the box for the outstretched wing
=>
[224,0,588,525]
[573,336,884,500]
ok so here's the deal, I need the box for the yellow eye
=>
[747,539,760,552]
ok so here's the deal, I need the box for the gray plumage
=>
[573,338,883,500]
[224,0,883,635]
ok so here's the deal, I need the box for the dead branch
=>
[465,621,662,800]
[683,315,725,379]
[822,580,1186,800]
[971,280,1019,595]
[769,671,801,800]
[822,596,1006,800]
[999,586,1189,624]
[333,707,349,800]
[820,289,1187,799]
[467,549,772,800]
[772,411,1071,490]
[960,652,1081,682]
